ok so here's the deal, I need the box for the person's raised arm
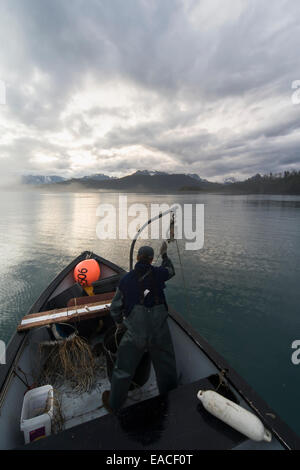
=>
[159,241,175,281]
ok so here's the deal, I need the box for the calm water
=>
[1,191,300,436]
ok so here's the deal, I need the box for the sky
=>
[0,0,300,182]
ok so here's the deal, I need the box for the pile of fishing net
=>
[38,333,98,394]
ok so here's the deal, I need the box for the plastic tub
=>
[20,385,54,444]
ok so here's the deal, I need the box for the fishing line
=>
[129,208,191,315]
[167,212,191,317]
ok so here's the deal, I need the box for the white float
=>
[197,390,272,443]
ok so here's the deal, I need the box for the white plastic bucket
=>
[20,385,54,444]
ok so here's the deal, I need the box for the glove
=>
[160,241,168,257]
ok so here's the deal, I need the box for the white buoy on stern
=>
[197,390,272,443]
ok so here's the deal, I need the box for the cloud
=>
[0,0,300,182]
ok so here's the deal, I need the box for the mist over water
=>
[0,191,300,436]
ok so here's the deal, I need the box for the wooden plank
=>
[21,299,110,320]
[17,300,112,332]
[67,292,115,307]
[18,309,110,331]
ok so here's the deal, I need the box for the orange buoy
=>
[74,259,101,287]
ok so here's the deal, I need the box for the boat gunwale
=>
[169,307,300,450]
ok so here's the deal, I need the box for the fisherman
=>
[102,241,178,413]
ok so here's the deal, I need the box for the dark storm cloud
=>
[0,0,300,181]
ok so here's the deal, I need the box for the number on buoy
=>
[74,259,101,287]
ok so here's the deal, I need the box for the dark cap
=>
[137,246,154,260]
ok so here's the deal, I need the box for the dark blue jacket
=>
[114,255,175,319]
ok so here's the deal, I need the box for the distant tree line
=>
[228,170,300,195]
[180,170,300,194]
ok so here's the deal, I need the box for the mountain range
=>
[22,170,205,185]
[21,169,300,195]
[30,170,218,193]
[21,175,66,185]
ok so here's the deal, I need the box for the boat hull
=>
[0,251,299,450]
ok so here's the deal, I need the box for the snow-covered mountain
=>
[22,175,66,185]
[224,177,239,184]
[187,173,208,183]
[81,173,116,181]
[134,170,207,181]
[133,170,169,177]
